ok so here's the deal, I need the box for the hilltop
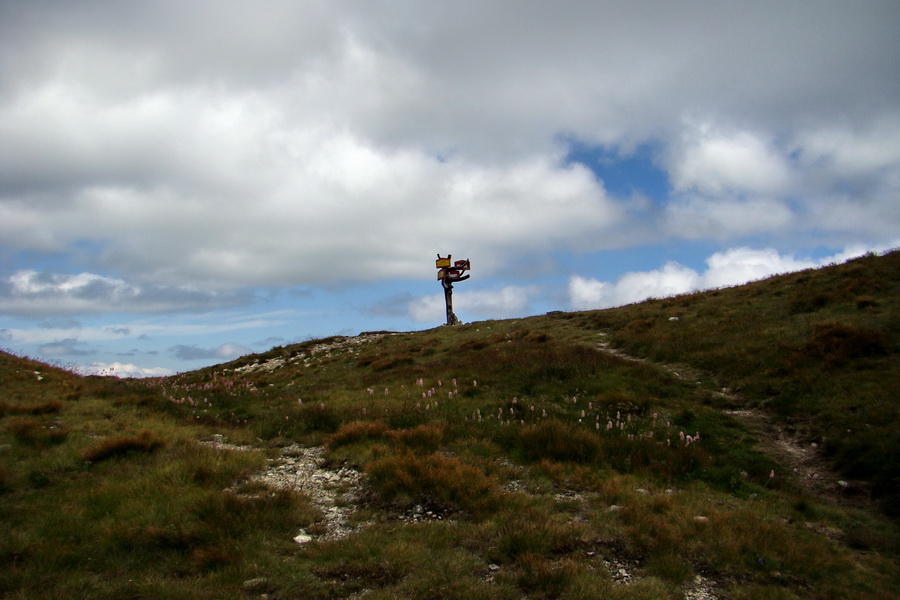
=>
[1,250,898,599]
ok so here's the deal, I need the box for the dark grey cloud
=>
[38,338,94,357]
[0,270,252,316]
[37,317,82,329]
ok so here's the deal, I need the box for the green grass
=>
[1,250,898,598]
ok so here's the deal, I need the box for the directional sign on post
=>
[436,254,471,325]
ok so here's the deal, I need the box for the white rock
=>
[293,531,313,544]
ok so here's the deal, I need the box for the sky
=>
[1,1,899,377]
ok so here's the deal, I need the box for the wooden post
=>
[442,277,458,325]
[436,253,470,326]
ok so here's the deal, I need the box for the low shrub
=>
[365,451,498,515]
[519,420,600,464]
[5,417,68,447]
[802,321,890,366]
[329,420,446,454]
[390,421,446,453]
[623,318,654,334]
[788,292,832,314]
[82,430,165,463]
[0,464,13,494]
[190,546,238,572]
[855,295,878,309]
[366,354,415,371]
[515,555,578,598]
[296,401,341,432]
[494,511,580,561]
[0,399,63,416]
[328,420,391,448]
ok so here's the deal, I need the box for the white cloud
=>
[408,285,540,323]
[2,144,621,290]
[701,247,816,288]
[795,115,900,178]
[669,122,792,196]
[0,2,897,294]
[570,262,700,310]
[663,196,794,240]
[83,361,174,378]
[0,0,898,331]
[568,246,889,310]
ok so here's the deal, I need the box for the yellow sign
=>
[436,258,451,268]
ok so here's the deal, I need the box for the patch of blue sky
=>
[561,242,718,277]
[4,240,109,274]
[561,139,670,201]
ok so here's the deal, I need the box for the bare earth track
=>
[597,333,872,511]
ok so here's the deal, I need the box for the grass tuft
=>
[5,417,69,447]
[519,419,600,464]
[82,430,166,463]
[0,399,63,416]
[328,420,391,448]
[365,450,499,515]
[801,321,890,366]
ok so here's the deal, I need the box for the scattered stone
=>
[263,447,368,543]
[608,504,623,513]
[684,574,719,600]
[211,441,368,543]
[199,434,254,452]
[232,333,393,375]
[482,563,502,583]
[694,516,709,523]
[603,557,636,584]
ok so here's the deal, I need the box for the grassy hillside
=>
[1,250,898,599]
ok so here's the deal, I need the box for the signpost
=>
[436,254,471,326]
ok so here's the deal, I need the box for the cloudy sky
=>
[2,1,898,376]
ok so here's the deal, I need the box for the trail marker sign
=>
[436,254,471,325]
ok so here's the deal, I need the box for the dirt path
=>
[596,334,871,511]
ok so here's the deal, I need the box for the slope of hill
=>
[1,250,898,599]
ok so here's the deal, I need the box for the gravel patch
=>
[202,438,369,544]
